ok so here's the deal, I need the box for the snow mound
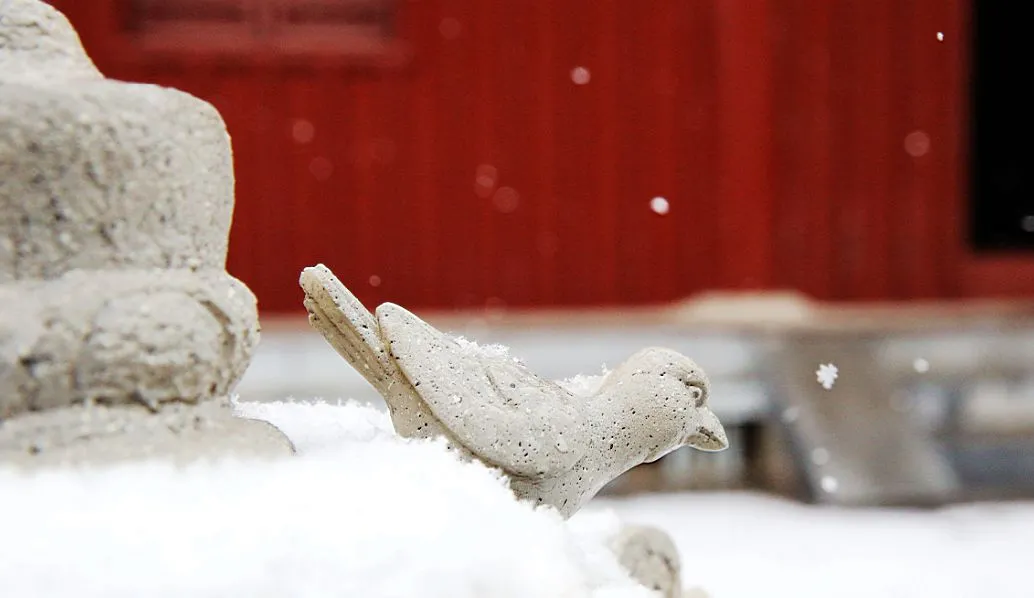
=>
[452,335,515,360]
[558,366,612,397]
[601,492,1034,598]
[0,400,652,598]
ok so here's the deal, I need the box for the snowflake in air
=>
[816,363,838,390]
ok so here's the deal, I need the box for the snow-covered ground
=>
[600,493,1034,598]
[2,399,1033,598]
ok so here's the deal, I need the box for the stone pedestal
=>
[0,0,292,463]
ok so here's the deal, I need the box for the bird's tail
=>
[299,264,400,396]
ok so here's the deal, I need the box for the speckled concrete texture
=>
[0,5,234,282]
[0,269,258,417]
[0,0,288,462]
[300,263,729,518]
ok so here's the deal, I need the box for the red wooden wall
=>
[50,0,1034,313]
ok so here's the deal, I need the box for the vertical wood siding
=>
[50,0,1031,313]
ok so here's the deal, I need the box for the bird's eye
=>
[688,385,705,406]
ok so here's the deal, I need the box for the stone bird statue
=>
[300,264,728,518]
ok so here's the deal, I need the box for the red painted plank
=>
[615,1,664,304]
[594,0,621,303]
[533,0,558,304]
[887,0,931,299]
[433,0,482,309]
[770,0,833,299]
[490,2,540,307]
[551,0,612,306]
[651,1,679,302]
[375,75,423,307]
[672,0,721,300]
[347,79,379,306]
[897,0,944,299]
[252,69,296,311]
[214,74,259,288]
[715,0,774,289]
[924,0,963,298]
[827,0,856,300]
[406,0,444,307]
[849,0,894,299]
[941,0,968,297]
[474,0,500,307]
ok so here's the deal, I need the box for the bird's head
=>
[610,347,729,462]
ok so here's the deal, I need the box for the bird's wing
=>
[376,303,587,478]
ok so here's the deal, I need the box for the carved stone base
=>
[0,269,259,418]
[0,397,294,466]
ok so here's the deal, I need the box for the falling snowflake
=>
[649,196,670,215]
[439,17,462,39]
[936,31,944,42]
[913,358,930,373]
[816,363,838,390]
[820,475,839,493]
[570,67,591,85]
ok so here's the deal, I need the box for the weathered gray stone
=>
[0,13,234,282]
[300,263,728,518]
[0,0,290,461]
[0,0,101,82]
[609,524,683,598]
[0,269,257,416]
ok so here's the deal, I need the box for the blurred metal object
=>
[766,333,961,506]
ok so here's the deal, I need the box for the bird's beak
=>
[686,408,728,452]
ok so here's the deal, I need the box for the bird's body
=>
[300,264,727,517]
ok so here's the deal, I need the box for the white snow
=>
[937,31,945,41]
[816,363,838,389]
[0,400,651,598]
[571,66,592,85]
[597,491,1034,598]
[4,400,1034,598]
[558,366,612,397]
[913,357,930,373]
[649,196,670,215]
[452,335,514,360]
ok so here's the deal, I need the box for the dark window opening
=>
[970,2,1034,250]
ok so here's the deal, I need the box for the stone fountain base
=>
[0,397,294,467]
